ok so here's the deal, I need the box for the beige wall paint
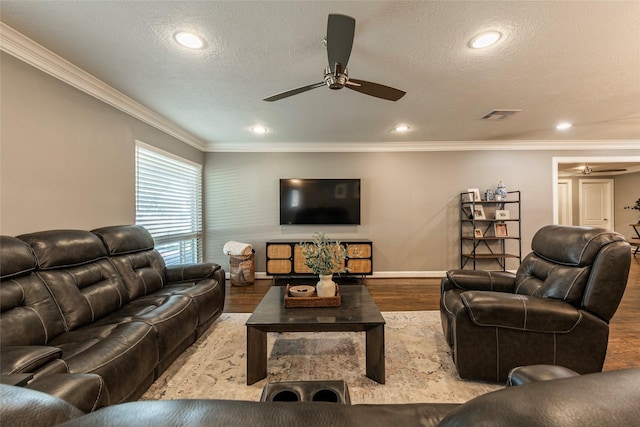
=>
[2,52,637,272]
[0,53,203,235]
[204,150,639,273]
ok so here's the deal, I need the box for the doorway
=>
[578,179,614,229]
[552,156,640,226]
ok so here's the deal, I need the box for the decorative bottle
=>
[495,181,508,201]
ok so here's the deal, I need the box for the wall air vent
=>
[479,109,522,121]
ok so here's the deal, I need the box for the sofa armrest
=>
[27,373,110,413]
[444,270,516,293]
[165,263,222,284]
[507,365,580,386]
[439,368,640,427]
[460,291,581,333]
[0,384,84,426]
[1,346,62,375]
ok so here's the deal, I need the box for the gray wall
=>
[0,52,203,236]
[2,52,637,274]
[204,150,638,274]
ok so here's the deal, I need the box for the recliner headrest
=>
[531,225,627,267]
[0,236,38,280]
[17,230,107,270]
[91,225,155,255]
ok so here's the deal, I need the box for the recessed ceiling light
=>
[251,126,268,134]
[556,122,572,130]
[392,125,410,133]
[469,31,502,49]
[174,31,205,49]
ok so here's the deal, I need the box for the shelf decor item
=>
[494,223,509,237]
[472,205,486,220]
[624,198,640,222]
[495,181,508,201]
[495,209,510,220]
[299,232,347,297]
[468,188,481,202]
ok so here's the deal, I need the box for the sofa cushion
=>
[49,321,158,404]
[37,260,129,330]
[531,225,627,267]
[18,230,107,270]
[514,252,590,305]
[1,237,68,346]
[92,225,154,256]
[0,236,37,280]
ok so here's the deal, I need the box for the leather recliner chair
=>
[440,225,631,382]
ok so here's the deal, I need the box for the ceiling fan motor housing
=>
[324,66,348,89]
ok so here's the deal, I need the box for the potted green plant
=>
[300,232,347,297]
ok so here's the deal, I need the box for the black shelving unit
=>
[459,190,522,271]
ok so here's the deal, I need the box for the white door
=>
[557,179,573,225]
[579,179,614,229]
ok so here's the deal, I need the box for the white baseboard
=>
[227,271,447,279]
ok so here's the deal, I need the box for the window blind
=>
[135,142,203,265]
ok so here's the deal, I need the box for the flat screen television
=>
[280,178,361,225]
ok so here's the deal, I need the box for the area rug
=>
[141,311,501,404]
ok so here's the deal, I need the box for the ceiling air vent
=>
[479,109,522,121]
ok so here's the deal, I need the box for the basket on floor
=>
[229,250,255,286]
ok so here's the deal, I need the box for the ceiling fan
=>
[263,14,406,102]
[579,163,627,175]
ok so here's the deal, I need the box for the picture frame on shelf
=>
[474,229,483,238]
[473,205,486,220]
[467,188,481,202]
[495,209,510,220]
[494,223,509,237]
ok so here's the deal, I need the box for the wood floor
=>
[223,255,640,371]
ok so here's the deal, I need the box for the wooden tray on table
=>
[284,284,341,308]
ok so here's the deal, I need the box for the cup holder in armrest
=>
[260,380,350,404]
[271,390,300,402]
[311,389,339,402]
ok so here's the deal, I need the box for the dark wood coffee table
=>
[246,285,385,385]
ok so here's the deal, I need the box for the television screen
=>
[280,179,361,225]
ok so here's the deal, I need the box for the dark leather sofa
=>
[1,367,639,426]
[0,225,225,411]
[440,225,631,382]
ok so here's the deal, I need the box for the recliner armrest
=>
[165,263,222,284]
[507,365,580,386]
[1,346,63,375]
[461,291,581,332]
[444,270,516,293]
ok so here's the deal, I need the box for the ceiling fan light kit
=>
[263,14,406,102]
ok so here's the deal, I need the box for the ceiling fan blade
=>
[346,79,406,101]
[263,82,325,102]
[326,14,355,72]
[593,169,627,173]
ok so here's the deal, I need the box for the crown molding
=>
[0,22,207,151]
[3,23,639,155]
[205,139,640,153]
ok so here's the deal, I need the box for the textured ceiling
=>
[1,1,640,151]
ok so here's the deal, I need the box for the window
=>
[135,141,203,265]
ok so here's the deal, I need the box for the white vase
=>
[316,274,336,297]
